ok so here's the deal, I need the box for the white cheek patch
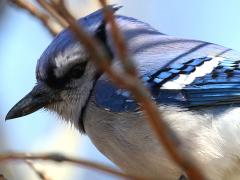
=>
[161,56,224,89]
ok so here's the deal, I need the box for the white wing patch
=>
[161,56,224,89]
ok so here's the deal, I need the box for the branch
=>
[0,153,144,180]
[26,160,51,180]
[9,0,60,36]
[99,0,137,76]
[37,0,68,28]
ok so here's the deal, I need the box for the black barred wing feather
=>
[146,56,240,107]
[183,58,240,107]
[95,56,240,112]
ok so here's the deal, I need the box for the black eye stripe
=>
[68,61,88,79]
[45,61,88,88]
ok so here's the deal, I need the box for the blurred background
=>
[1,0,240,179]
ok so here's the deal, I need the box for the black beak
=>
[5,83,60,120]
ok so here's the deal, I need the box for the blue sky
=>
[1,0,240,179]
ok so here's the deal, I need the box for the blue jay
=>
[5,6,240,180]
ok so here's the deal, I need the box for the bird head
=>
[5,6,120,132]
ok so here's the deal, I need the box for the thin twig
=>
[99,0,137,76]
[36,0,68,28]
[48,1,205,179]
[26,160,51,180]
[0,153,144,180]
[9,0,59,36]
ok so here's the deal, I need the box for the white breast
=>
[84,98,240,180]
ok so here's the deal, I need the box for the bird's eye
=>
[68,62,87,79]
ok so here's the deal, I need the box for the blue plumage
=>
[96,56,240,111]
[34,5,240,112]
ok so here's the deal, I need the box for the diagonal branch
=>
[98,0,137,76]
[26,160,51,180]
[0,152,144,180]
[37,0,68,28]
[9,0,60,36]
